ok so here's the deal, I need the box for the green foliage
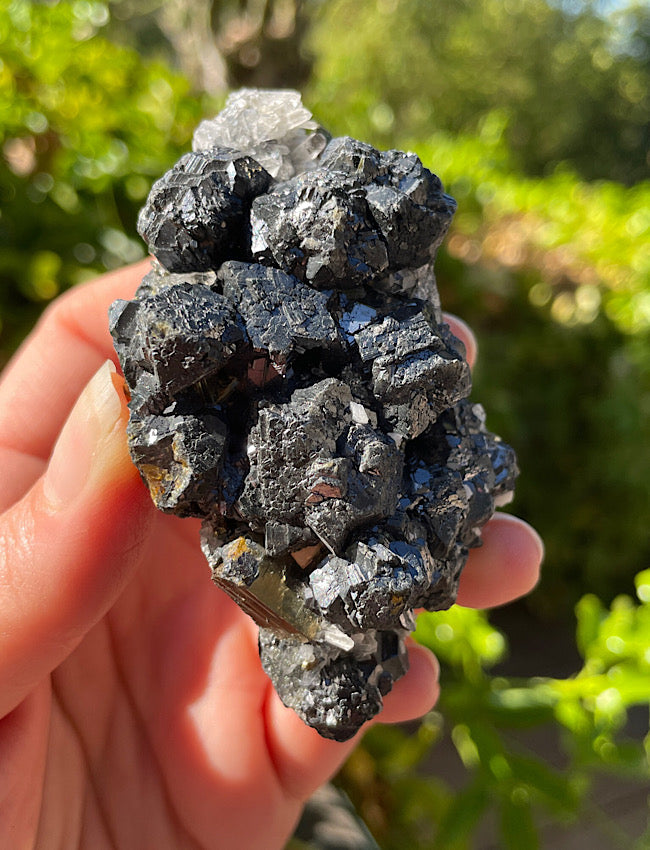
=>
[0,0,210,361]
[474,310,650,613]
[338,588,650,848]
[306,0,649,183]
[411,127,650,338]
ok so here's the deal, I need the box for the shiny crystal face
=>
[109,89,518,741]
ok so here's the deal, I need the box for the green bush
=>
[306,0,650,184]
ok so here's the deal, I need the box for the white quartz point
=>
[192,88,324,179]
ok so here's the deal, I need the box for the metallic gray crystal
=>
[110,90,518,742]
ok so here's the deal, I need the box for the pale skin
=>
[0,261,543,850]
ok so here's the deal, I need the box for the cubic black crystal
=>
[110,89,518,741]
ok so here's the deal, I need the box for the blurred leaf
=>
[434,777,489,849]
[499,793,539,850]
[507,753,582,814]
[576,594,606,659]
[415,606,507,676]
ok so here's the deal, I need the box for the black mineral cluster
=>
[110,89,518,741]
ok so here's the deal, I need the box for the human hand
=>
[0,261,543,850]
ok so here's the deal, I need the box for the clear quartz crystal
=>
[192,88,327,179]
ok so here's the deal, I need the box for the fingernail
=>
[43,361,126,509]
[443,314,478,368]
[495,512,546,565]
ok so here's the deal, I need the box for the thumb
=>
[0,361,153,718]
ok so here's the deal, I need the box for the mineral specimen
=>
[110,88,518,741]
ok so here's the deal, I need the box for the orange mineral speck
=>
[230,536,252,559]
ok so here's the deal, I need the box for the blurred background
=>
[1,0,648,846]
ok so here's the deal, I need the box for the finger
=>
[443,313,477,370]
[261,642,440,802]
[0,260,150,507]
[111,590,295,850]
[456,513,543,609]
[0,361,153,718]
[375,643,440,723]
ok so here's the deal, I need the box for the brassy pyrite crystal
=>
[109,89,518,741]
